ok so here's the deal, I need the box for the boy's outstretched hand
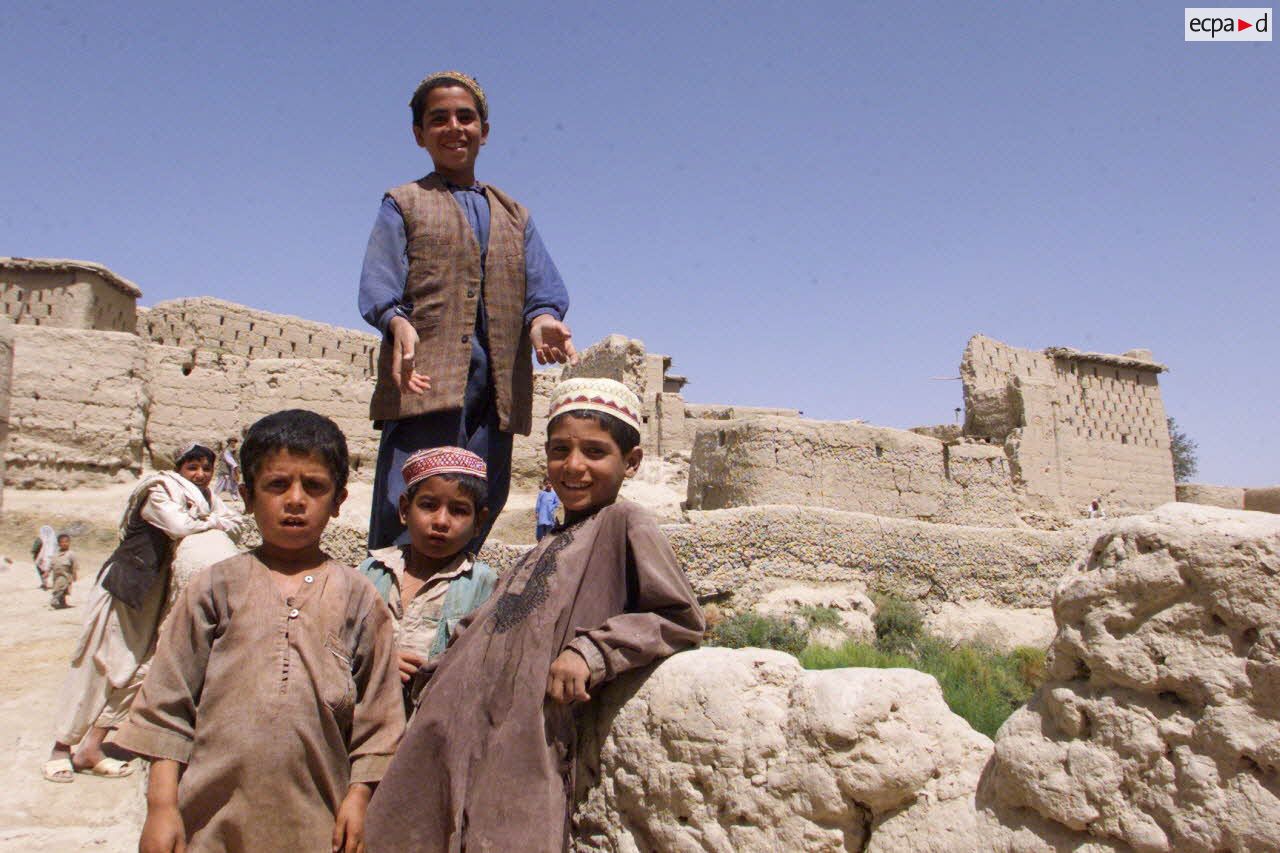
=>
[546,648,591,704]
[332,782,373,853]
[530,315,578,366]
[388,316,431,395]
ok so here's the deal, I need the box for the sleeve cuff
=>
[524,308,563,325]
[113,720,193,764]
[567,636,608,689]
[350,752,394,785]
[377,306,408,336]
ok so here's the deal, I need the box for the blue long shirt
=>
[357,178,570,406]
[535,489,561,526]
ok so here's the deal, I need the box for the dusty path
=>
[0,557,143,852]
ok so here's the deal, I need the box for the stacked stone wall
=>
[1176,483,1246,510]
[144,346,378,478]
[0,267,137,333]
[5,326,148,487]
[685,416,1021,527]
[139,297,379,380]
[962,335,1175,519]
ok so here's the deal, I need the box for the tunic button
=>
[289,608,300,618]
[467,290,475,298]
[304,575,314,584]
[461,334,470,343]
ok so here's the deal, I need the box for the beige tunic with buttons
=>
[116,553,405,853]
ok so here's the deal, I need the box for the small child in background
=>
[535,478,560,541]
[116,410,405,853]
[365,378,705,852]
[48,533,78,609]
[213,436,240,497]
[359,447,497,706]
[43,441,240,784]
[33,524,57,589]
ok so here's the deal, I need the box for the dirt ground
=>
[0,472,684,850]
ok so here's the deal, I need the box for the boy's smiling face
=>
[177,456,214,490]
[241,448,345,559]
[414,84,488,185]
[545,416,642,520]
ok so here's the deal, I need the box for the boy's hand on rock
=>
[546,648,591,704]
[332,782,372,853]
[397,650,425,684]
[139,804,186,853]
[530,315,578,366]
[388,316,431,395]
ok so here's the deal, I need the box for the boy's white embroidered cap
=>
[547,378,642,434]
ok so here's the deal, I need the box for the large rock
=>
[573,647,999,852]
[987,504,1280,852]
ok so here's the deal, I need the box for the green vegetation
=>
[796,605,844,629]
[1167,416,1199,482]
[704,596,1046,738]
[871,594,924,653]
[707,612,809,656]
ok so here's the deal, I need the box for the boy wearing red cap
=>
[358,70,576,553]
[359,446,498,705]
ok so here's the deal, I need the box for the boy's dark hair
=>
[547,410,642,454]
[57,533,71,542]
[410,76,487,127]
[176,445,216,467]
[239,410,350,498]
[404,472,489,511]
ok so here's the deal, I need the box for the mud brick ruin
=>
[1,256,1271,523]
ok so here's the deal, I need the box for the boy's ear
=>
[476,505,491,530]
[623,447,643,479]
[480,121,489,145]
[330,487,348,518]
[238,483,252,507]
[412,122,427,149]
[398,492,411,526]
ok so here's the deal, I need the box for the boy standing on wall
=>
[358,70,576,553]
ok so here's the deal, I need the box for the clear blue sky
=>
[5,1,1276,485]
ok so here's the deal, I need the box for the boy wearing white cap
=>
[366,378,705,852]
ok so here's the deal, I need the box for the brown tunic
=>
[115,553,406,853]
[364,499,705,853]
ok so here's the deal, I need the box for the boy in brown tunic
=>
[365,378,705,852]
[116,411,406,853]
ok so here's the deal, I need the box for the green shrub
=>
[798,635,1045,738]
[872,595,923,653]
[796,605,844,630]
[708,613,809,656]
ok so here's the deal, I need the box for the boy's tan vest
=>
[369,174,533,435]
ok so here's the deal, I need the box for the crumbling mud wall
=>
[139,297,379,380]
[685,416,1021,527]
[0,257,140,333]
[962,334,1175,520]
[5,326,148,487]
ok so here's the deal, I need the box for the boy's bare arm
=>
[139,759,185,853]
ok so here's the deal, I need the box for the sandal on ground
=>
[75,757,134,778]
[42,757,75,783]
